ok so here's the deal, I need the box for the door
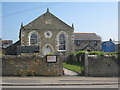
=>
[43,45,52,55]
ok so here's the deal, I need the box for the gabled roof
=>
[74,33,101,41]
[81,44,95,50]
[23,9,73,30]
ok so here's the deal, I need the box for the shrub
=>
[70,52,77,55]
[89,51,105,56]
[71,51,104,56]
[71,51,118,58]
[108,52,118,59]
[76,51,86,55]
[70,51,86,56]
[46,52,54,55]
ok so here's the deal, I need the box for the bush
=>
[89,51,105,56]
[70,52,77,55]
[70,51,86,55]
[71,51,104,56]
[46,52,54,55]
[104,52,118,59]
[70,50,118,59]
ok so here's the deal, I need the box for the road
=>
[1,76,118,88]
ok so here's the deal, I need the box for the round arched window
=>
[30,33,38,45]
[59,34,66,50]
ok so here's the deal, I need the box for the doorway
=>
[43,45,52,55]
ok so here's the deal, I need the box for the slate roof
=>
[2,40,13,44]
[74,33,101,40]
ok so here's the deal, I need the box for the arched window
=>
[30,33,38,45]
[59,34,66,50]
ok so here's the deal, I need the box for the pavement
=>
[1,76,118,87]
[63,68,78,76]
[1,69,119,88]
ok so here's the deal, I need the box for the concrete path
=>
[63,68,78,76]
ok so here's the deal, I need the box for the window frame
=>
[58,34,67,52]
[29,31,39,46]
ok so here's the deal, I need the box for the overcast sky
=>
[2,2,118,42]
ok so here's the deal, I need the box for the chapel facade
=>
[19,9,74,56]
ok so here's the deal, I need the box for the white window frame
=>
[56,31,68,52]
[28,31,39,46]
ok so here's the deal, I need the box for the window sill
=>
[58,50,66,52]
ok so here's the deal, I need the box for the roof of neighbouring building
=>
[2,40,13,44]
[112,41,120,45]
[74,33,101,40]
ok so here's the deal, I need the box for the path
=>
[63,68,79,76]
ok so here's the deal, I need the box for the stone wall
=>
[86,55,119,77]
[2,55,63,76]
[20,11,74,56]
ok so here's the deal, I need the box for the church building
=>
[5,9,101,56]
[17,8,74,56]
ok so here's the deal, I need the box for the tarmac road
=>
[1,76,118,88]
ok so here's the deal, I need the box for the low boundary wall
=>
[85,55,119,77]
[2,55,63,76]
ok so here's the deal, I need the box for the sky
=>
[2,2,118,43]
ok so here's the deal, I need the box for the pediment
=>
[23,11,73,30]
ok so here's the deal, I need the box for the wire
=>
[2,2,60,17]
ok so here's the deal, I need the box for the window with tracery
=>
[30,33,38,45]
[58,34,66,50]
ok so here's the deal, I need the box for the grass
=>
[62,61,84,72]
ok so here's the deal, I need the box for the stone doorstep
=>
[1,82,118,86]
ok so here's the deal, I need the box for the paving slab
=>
[63,68,78,76]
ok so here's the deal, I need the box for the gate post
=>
[85,52,89,76]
